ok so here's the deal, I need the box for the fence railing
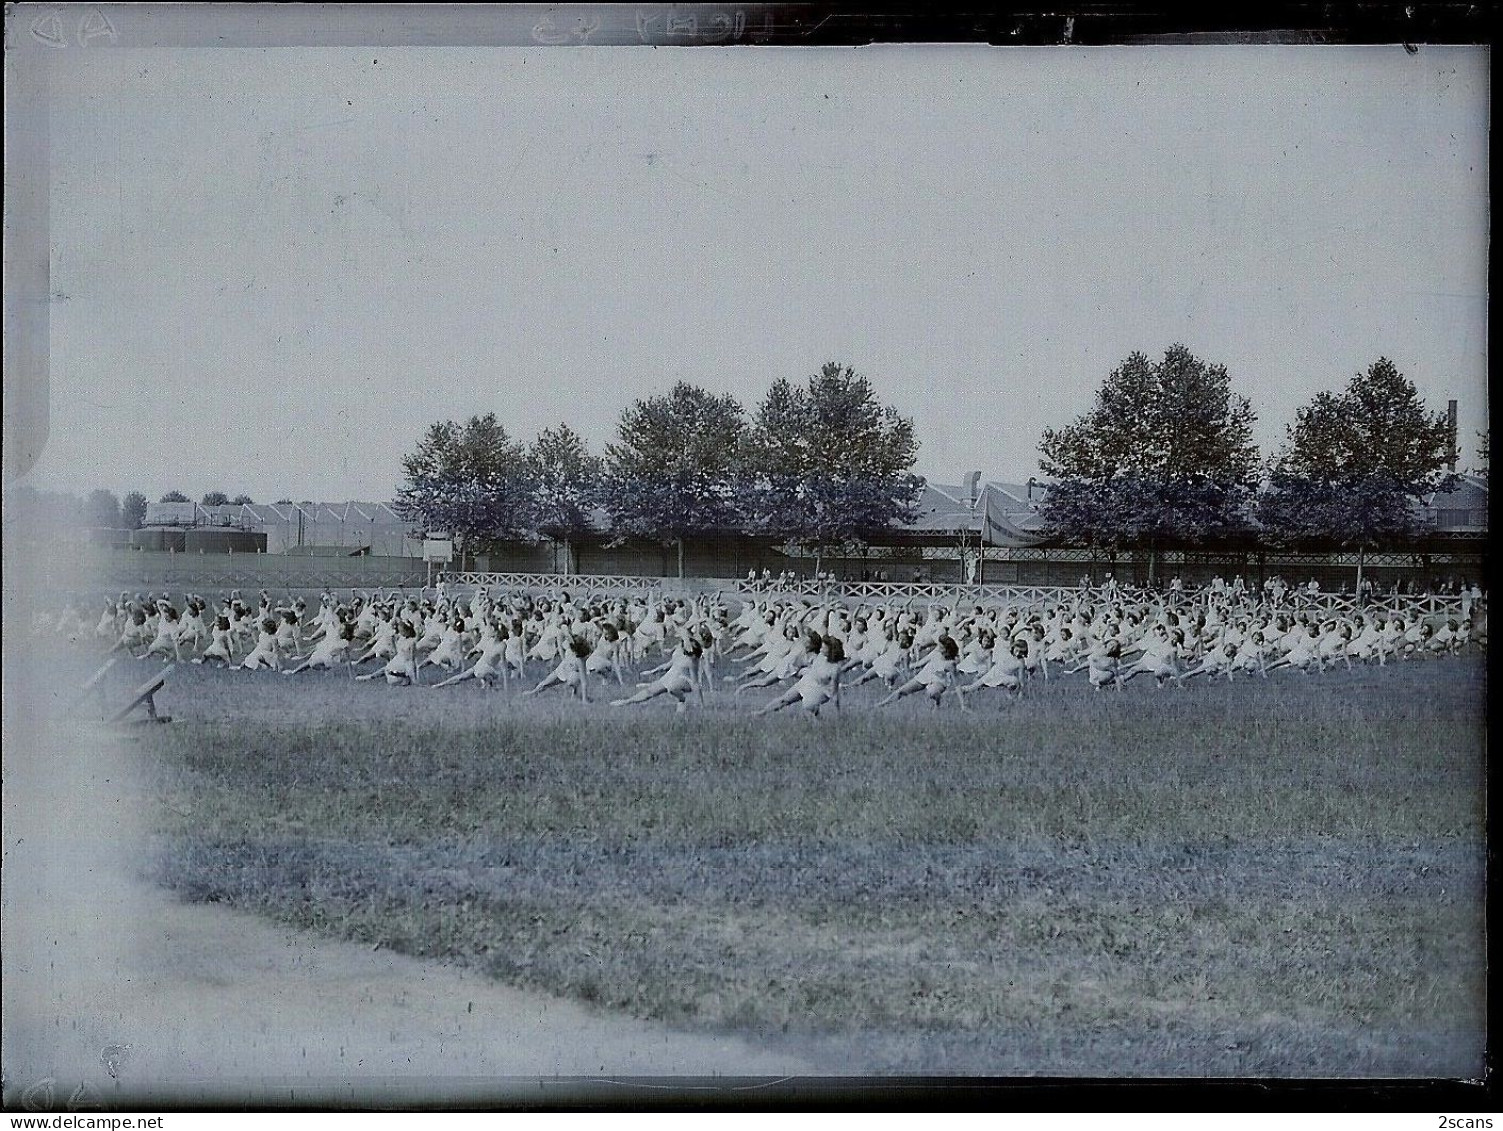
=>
[733,579,1086,605]
[1280,591,1473,618]
[430,570,1480,622]
[447,571,663,595]
[732,578,1475,619]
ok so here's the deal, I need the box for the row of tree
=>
[47,351,1469,573]
[76,490,261,530]
[395,352,1475,580]
[396,363,924,575]
[1040,349,1466,583]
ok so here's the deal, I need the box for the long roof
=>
[1421,473,1488,508]
[144,501,411,527]
[147,488,1054,544]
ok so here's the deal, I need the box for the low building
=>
[780,479,1053,584]
[136,501,422,557]
[1418,473,1488,539]
[124,474,1485,589]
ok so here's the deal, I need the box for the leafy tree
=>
[1038,344,1260,582]
[121,491,148,530]
[275,498,294,505]
[742,363,924,571]
[230,494,255,505]
[602,382,747,577]
[1258,358,1458,586]
[84,488,121,528]
[526,424,603,573]
[1475,430,1488,484]
[394,413,531,567]
[159,490,190,503]
[201,491,230,507]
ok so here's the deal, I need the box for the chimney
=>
[965,471,981,507]
[1448,400,1458,472]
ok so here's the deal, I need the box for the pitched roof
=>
[1422,473,1488,508]
[904,480,1049,546]
[145,501,416,528]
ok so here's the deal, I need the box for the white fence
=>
[445,571,663,595]
[447,570,1474,621]
[737,578,1084,605]
[1278,592,1472,618]
[730,577,1472,619]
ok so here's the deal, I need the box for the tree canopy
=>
[1038,345,1260,564]
[601,382,747,574]
[526,423,603,540]
[159,490,190,503]
[363,351,1469,577]
[394,413,532,554]
[1258,357,1457,550]
[742,362,923,554]
[201,491,230,507]
[121,491,148,530]
[84,489,120,528]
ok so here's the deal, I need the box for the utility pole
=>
[964,471,982,586]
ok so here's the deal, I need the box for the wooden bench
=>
[110,665,173,724]
[77,657,119,701]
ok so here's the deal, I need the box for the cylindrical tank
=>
[131,529,187,552]
[184,528,266,553]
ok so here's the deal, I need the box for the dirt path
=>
[2,708,836,1107]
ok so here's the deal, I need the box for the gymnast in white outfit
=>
[875,635,967,711]
[962,633,1029,698]
[420,615,468,674]
[284,621,355,674]
[194,613,236,666]
[435,619,511,689]
[142,601,185,663]
[848,628,912,689]
[582,621,627,688]
[1117,625,1181,688]
[110,606,152,656]
[612,636,705,713]
[356,621,420,684]
[1264,625,1321,675]
[235,617,282,671]
[757,636,844,718]
[353,614,398,666]
[1068,639,1123,691]
[524,634,593,702]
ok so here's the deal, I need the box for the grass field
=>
[103,650,1486,1077]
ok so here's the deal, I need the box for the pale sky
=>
[29,43,1490,501]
